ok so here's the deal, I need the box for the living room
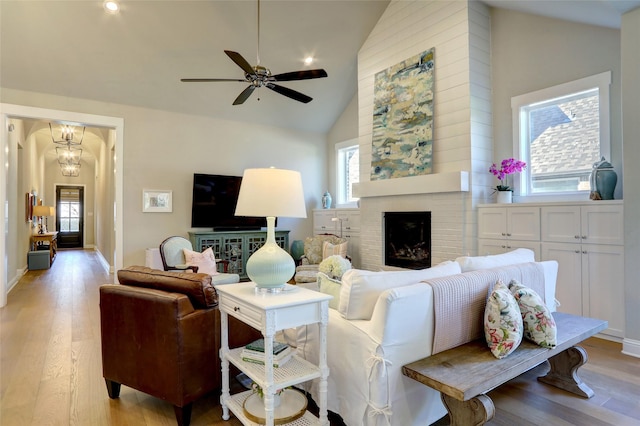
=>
[1,0,640,424]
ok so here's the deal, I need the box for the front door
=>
[56,186,84,249]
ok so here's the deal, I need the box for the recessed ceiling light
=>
[304,56,314,65]
[104,0,120,13]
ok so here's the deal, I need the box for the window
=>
[336,139,359,206]
[512,71,611,197]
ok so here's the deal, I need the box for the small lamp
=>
[235,167,307,292]
[32,205,51,235]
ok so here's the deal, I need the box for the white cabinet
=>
[313,209,361,268]
[541,204,624,245]
[313,210,337,234]
[216,282,332,426]
[477,206,541,259]
[540,203,624,339]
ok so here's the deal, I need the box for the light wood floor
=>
[1,250,639,426]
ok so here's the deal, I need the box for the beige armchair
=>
[294,234,348,283]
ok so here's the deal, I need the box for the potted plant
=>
[251,382,287,407]
[489,158,526,203]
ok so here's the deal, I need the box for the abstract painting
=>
[371,48,434,180]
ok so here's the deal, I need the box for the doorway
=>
[56,186,84,249]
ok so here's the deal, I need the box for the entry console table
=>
[403,312,607,425]
[189,230,289,280]
[215,282,332,426]
[31,232,58,266]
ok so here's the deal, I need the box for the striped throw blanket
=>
[422,262,546,354]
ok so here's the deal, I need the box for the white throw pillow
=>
[338,260,462,320]
[183,247,219,276]
[322,240,348,260]
[455,248,535,272]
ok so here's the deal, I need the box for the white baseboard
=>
[622,338,640,358]
[94,248,114,275]
[7,267,27,294]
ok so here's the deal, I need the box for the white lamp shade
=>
[235,168,307,219]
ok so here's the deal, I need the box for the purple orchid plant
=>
[489,158,526,192]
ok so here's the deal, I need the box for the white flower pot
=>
[496,191,512,204]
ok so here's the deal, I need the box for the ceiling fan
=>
[181,0,328,105]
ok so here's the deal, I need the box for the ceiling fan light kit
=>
[181,0,327,105]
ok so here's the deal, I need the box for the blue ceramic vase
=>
[590,157,617,200]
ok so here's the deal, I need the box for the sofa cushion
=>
[117,266,218,308]
[484,280,523,359]
[455,248,535,272]
[322,240,348,260]
[183,247,219,275]
[338,260,462,320]
[509,279,557,348]
[303,235,345,265]
[318,272,342,310]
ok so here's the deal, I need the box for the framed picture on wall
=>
[142,189,172,213]
[25,192,34,222]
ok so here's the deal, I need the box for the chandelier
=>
[50,123,85,146]
[61,163,81,177]
[51,122,84,177]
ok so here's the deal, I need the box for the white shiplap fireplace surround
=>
[354,172,474,271]
[353,0,493,271]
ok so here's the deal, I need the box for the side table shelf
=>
[215,282,332,426]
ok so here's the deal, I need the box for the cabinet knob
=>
[582,235,587,240]
[574,235,580,239]
[506,233,512,237]
[233,306,240,312]
[582,251,587,254]
[501,233,506,236]
[575,250,580,253]
[501,245,507,249]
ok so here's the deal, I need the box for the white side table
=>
[215,282,331,426]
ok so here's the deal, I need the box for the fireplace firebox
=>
[384,211,431,269]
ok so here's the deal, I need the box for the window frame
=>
[511,71,611,200]
[335,138,359,208]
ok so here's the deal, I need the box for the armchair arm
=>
[167,264,199,273]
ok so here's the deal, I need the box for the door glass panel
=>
[70,203,80,218]
[60,203,70,217]
[69,218,80,232]
[60,219,70,231]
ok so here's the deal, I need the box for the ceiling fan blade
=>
[181,78,246,82]
[225,50,256,76]
[266,83,312,104]
[272,69,328,82]
[233,85,256,105]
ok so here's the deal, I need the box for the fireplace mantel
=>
[352,171,469,198]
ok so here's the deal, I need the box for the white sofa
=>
[291,249,558,426]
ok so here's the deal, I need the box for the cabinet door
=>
[337,210,360,233]
[581,205,624,245]
[541,206,582,243]
[541,242,583,317]
[583,244,625,338]
[507,207,540,241]
[504,240,541,260]
[313,210,337,234]
[478,208,507,239]
[478,239,509,256]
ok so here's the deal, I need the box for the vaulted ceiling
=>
[2,0,638,134]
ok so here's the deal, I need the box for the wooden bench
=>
[402,312,607,426]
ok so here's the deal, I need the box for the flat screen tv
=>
[191,173,267,230]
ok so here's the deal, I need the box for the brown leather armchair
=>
[100,266,260,426]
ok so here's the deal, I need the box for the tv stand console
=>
[189,230,290,280]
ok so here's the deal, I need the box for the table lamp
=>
[32,205,51,235]
[235,167,307,292]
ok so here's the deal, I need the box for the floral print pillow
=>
[484,280,524,359]
[509,279,557,348]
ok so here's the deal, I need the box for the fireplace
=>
[384,211,431,269]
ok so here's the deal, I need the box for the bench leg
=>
[442,393,495,426]
[538,345,594,398]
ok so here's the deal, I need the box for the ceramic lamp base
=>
[245,217,294,291]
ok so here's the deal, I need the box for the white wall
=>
[490,8,623,200]
[1,88,327,269]
[356,0,491,269]
[621,7,640,354]
[327,94,359,205]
